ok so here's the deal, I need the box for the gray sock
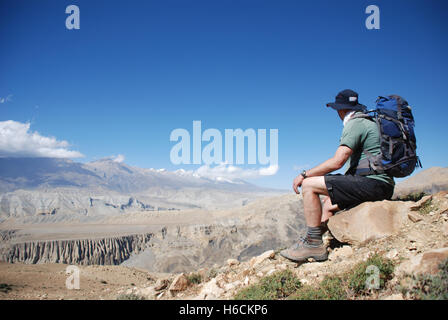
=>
[305,226,323,245]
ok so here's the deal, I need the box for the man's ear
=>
[338,109,351,120]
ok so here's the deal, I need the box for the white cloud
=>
[0,120,84,158]
[178,163,279,182]
[113,154,125,163]
[98,154,126,163]
[0,95,12,104]
[259,165,279,176]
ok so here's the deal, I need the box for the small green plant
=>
[406,258,448,300]
[116,293,146,300]
[187,272,202,284]
[292,254,394,299]
[418,198,437,215]
[290,276,347,300]
[0,283,12,294]
[233,253,395,300]
[347,253,395,295]
[234,270,302,300]
[395,192,427,202]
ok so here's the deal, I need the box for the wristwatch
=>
[301,170,308,179]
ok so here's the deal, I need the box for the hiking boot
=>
[280,237,328,262]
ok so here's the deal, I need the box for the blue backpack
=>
[352,95,422,178]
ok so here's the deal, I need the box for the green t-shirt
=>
[340,114,395,186]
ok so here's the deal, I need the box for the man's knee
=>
[302,176,328,195]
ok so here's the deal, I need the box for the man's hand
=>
[292,146,352,194]
[292,175,304,194]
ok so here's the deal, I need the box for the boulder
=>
[154,278,170,291]
[136,286,156,299]
[328,245,353,261]
[408,211,423,223]
[226,259,239,267]
[397,247,448,276]
[328,200,411,244]
[168,273,189,292]
[385,249,399,260]
[223,280,241,292]
[197,278,224,300]
[249,250,275,267]
[215,273,230,288]
[276,264,288,271]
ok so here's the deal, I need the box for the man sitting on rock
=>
[280,89,395,262]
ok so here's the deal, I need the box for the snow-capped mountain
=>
[0,158,283,222]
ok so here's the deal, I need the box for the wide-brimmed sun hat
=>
[326,89,367,111]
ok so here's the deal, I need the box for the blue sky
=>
[1,0,447,189]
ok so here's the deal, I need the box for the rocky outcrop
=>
[0,229,16,241]
[397,247,448,276]
[0,233,152,265]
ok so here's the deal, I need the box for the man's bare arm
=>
[305,145,353,177]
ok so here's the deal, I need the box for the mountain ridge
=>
[0,157,274,193]
[394,166,448,197]
[0,157,285,222]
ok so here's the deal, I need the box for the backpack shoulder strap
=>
[349,110,375,121]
